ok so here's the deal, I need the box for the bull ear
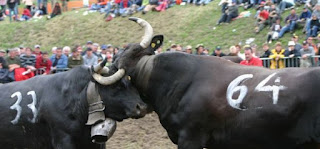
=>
[149,35,163,51]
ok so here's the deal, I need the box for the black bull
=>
[0,65,147,149]
[111,17,320,149]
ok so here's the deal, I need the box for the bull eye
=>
[127,76,131,81]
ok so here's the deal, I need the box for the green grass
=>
[0,2,305,54]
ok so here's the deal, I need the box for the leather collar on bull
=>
[86,80,116,144]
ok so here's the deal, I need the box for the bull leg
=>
[177,129,203,149]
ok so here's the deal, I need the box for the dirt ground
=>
[106,112,176,149]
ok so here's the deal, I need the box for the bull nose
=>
[135,103,147,117]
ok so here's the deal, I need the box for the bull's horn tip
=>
[129,17,139,22]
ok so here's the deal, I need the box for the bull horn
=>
[129,17,153,48]
[93,59,108,73]
[92,69,125,85]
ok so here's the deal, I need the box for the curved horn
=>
[93,59,108,73]
[92,69,125,85]
[129,17,153,48]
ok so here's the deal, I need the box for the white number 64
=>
[227,73,286,110]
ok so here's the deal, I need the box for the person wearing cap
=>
[297,6,311,24]
[5,48,21,72]
[240,46,263,67]
[300,40,315,67]
[68,47,83,69]
[83,47,98,66]
[50,47,68,73]
[217,0,238,25]
[170,44,177,52]
[284,41,301,67]
[306,37,318,54]
[260,43,271,58]
[0,49,6,57]
[35,51,52,75]
[211,46,226,57]
[279,8,298,38]
[33,45,42,57]
[185,45,193,54]
[269,42,285,69]
[195,44,205,55]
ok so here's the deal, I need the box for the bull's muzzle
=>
[91,118,117,144]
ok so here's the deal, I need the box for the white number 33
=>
[10,91,38,124]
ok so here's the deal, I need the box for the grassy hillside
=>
[0,2,304,53]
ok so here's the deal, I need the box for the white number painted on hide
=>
[254,73,287,104]
[27,91,38,123]
[10,92,23,124]
[9,91,38,124]
[227,74,253,110]
[227,73,286,110]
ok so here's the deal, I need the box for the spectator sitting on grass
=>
[217,0,238,25]
[35,52,52,75]
[306,14,320,38]
[49,2,61,19]
[297,6,311,26]
[278,0,295,14]
[267,18,282,43]
[255,6,270,33]
[33,3,46,19]
[21,6,32,20]
[142,0,158,14]
[278,8,298,38]
[268,4,280,25]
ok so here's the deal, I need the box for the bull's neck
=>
[134,55,156,93]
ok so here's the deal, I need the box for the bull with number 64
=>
[0,60,147,149]
[111,17,320,149]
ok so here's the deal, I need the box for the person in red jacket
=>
[35,52,52,75]
[240,46,263,67]
[21,6,32,20]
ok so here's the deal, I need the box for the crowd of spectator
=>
[89,0,213,20]
[0,0,62,22]
[0,41,117,83]
[162,32,319,69]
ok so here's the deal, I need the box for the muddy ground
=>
[106,112,176,149]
